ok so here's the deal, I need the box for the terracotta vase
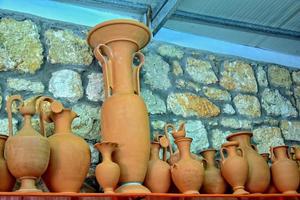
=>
[220,141,249,195]
[144,142,171,193]
[0,135,15,191]
[5,95,50,192]
[171,137,204,194]
[40,98,91,192]
[200,148,227,194]
[95,142,120,193]
[226,132,270,193]
[270,145,299,194]
[87,19,151,193]
[260,153,279,194]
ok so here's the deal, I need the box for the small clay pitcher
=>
[144,141,171,193]
[200,148,227,194]
[0,135,15,191]
[220,141,249,195]
[95,141,120,193]
[5,95,50,192]
[226,131,270,193]
[270,145,299,194]
[171,137,204,194]
[260,153,279,194]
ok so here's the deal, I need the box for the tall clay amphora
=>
[226,132,270,193]
[260,153,279,194]
[5,95,50,192]
[171,137,204,194]
[144,142,171,193]
[95,142,120,194]
[39,98,91,192]
[0,135,15,191]
[270,145,299,194]
[87,19,151,193]
[200,148,227,194]
[220,141,249,195]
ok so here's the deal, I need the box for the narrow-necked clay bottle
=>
[5,95,50,192]
[226,132,270,193]
[220,141,249,195]
[171,137,204,194]
[144,141,171,193]
[270,145,299,194]
[200,148,227,194]
[95,141,120,193]
[260,153,279,194]
[0,134,15,191]
[39,98,91,192]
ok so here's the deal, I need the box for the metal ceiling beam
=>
[151,0,181,36]
[172,10,300,39]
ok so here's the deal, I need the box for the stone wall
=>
[0,10,300,191]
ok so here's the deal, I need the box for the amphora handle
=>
[270,147,276,163]
[6,95,23,137]
[94,44,114,99]
[220,147,227,163]
[132,51,145,96]
[164,123,175,156]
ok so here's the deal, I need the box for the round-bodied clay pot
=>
[88,19,151,193]
[0,135,15,191]
[144,142,171,193]
[270,145,299,194]
[260,153,279,194]
[171,137,204,194]
[226,131,270,193]
[200,148,227,194]
[5,95,50,192]
[41,99,91,192]
[220,141,249,195]
[95,142,120,193]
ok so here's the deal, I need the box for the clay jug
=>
[200,148,227,194]
[5,95,50,192]
[260,153,279,194]
[39,98,91,192]
[0,135,15,191]
[95,141,120,193]
[88,19,151,193]
[226,131,270,193]
[171,137,204,194]
[220,141,249,195]
[144,142,171,193]
[270,145,299,194]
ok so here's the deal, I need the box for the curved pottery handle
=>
[94,44,114,99]
[220,147,227,163]
[164,123,174,156]
[132,51,145,96]
[202,158,208,170]
[251,144,258,152]
[6,95,23,137]
[290,146,296,160]
[270,147,277,163]
[237,147,244,158]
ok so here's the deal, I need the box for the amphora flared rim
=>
[200,148,217,154]
[226,131,253,141]
[0,134,8,140]
[271,145,289,151]
[221,141,239,148]
[174,137,193,144]
[87,19,151,49]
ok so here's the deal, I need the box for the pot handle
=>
[164,123,174,157]
[94,44,114,99]
[215,159,221,169]
[237,147,244,157]
[290,146,296,160]
[270,147,277,163]
[132,52,144,96]
[6,95,23,137]
[202,158,208,169]
[251,144,258,152]
[287,146,293,160]
[220,147,227,162]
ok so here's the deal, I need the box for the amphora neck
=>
[51,109,77,134]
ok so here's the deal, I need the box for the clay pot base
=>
[115,184,151,193]
[183,190,200,194]
[283,190,298,194]
[233,186,249,195]
[17,177,41,193]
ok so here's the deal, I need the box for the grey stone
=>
[31,116,55,136]
[89,143,99,164]
[292,71,300,85]
[203,86,231,101]
[0,86,2,111]
[49,69,83,103]
[233,94,261,118]
[220,118,252,129]
[172,60,183,76]
[141,89,166,114]
[256,66,268,87]
[294,86,300,99]
[0,118,18,136]
[45,29,93,65]
[211,129,231,150]
[222,104,236,115]
[143,53,171,90]
[261,88,297,117]
[220,60,257,93]
[7,78,44,93]
[157,44,184,59]
[175,79,201,92]
[72,103,100,140]
[86,72,104,102]
[253,127,285,153]
[186,57,218,85]
[0,18,43,73]
[268,65,292,89]
[280,120,300,141]
[151,120,166,131]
